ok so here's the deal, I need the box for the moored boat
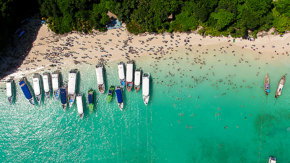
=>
[19,77,35,105]
[43,72,51,99]
[33,73,42,105]
[107,86,115,103]
[126,60,134,92]
[68,69,78,108]
[60,85,67,111]
[275,74,286,98]
[95,63,105,94]
[118,62,126,89]
[142,72,150,105]
[88,89,94,114]
[134,69,141,93]
[6,79,14,105]
[52,71,60,100]
[115,86,123,110]
[269,156,276,163]
[264,73,269,95]
[76,94,84,119]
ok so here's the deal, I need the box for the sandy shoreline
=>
[1,18,290,81]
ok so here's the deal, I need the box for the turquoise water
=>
[1,45,290,162]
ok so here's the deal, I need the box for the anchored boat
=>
[68,69,78,108]
[76,94,84,119]
[269,156,276,163]
[19,77,35,105]
[126,60,134,92]
[264,73,269,95]
[95,63,105,94]
[6,79,14,105]
[118,62,126,89]
[52,71,60,100]
[115,86,123,110]
[142,72,150,105]
[33,73,42,105]
[107,86,115,103]
[43,72,51,99]
[60,85,67,111]
[134,69,141,93]
[275,74,286,98]
[88,89,94,114]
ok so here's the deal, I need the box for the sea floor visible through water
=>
[1,44,290,162]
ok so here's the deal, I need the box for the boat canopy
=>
[88,94,93,104]
[116,89,123,103]
[126,63,133,82]
[33,77,41,95]
[19,81,32,99]
[60,88,67,104]
[118,64,125,80]
[43,75,50,92]
[52,74,59,91]
[68,73,77,94]
[143,76,149,96]
[134,71,141,85]
[96,67,104,85]
[277,84,284,95]
[6,82,12,97]
[76,95,83,114]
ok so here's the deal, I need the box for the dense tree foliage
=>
[1,0,290,51]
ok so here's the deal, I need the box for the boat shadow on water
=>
[12,80,17,104]
[103,65,108,93]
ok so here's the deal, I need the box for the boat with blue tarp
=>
[19,77,35,105]
[115,86,123,110]
[60,85,67,111]
[88,89,94,114]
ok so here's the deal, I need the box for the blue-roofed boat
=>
[115,86,123,111]
[19,77,35,105]
[6,79,14,105]
[88,89,94,114]
[60,85,67,111]
[33,73,42,105]
[118,62,125,89]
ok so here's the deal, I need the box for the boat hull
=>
[45,91,50,98]
[98,84,105,94]
[54,90,60,100]
[29,98,35,105]
[79,113,84,119]
[118,103,123,111]
[68,94,76,108]
[36,94,42,105]
[143,96,149,105]
[126,82,133,92]
[135,85,140,93]
[62,104,67,111]
[8,96,13,105]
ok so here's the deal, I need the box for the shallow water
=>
[1,44,290,162]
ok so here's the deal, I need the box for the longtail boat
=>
[95,63,105,94]
[115,86,123,110]
[68,69,78,108]
[33,73,42,105]
[126,60,134,92]
[19,77,35,105]
[76,94,84,119]
[107,86,115,103]
[6,79,14,105]
[43,72,51,99]
[275,74,286,98]
[134,69,141,93]
[264,73,269,95]
[118,62,125,89]
[60,85,67,111]
[142,72,150,105]
[88,89,94,114]
[52,71,60,100]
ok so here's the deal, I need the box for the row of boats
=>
[5,61,151,119]
[264,73,286,98]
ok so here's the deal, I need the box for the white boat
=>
[6,79,14,105]
[68,69,78,108]
[52,71,60,100]
[76,94,84,119]
[118,62,125,89]
[33,73,42,105]
[126,60,134,92]
[95,63,105,94]
[134,69,141,93]
[43,72,51,99]
[269,156,276,163]
[142,72,150,105]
